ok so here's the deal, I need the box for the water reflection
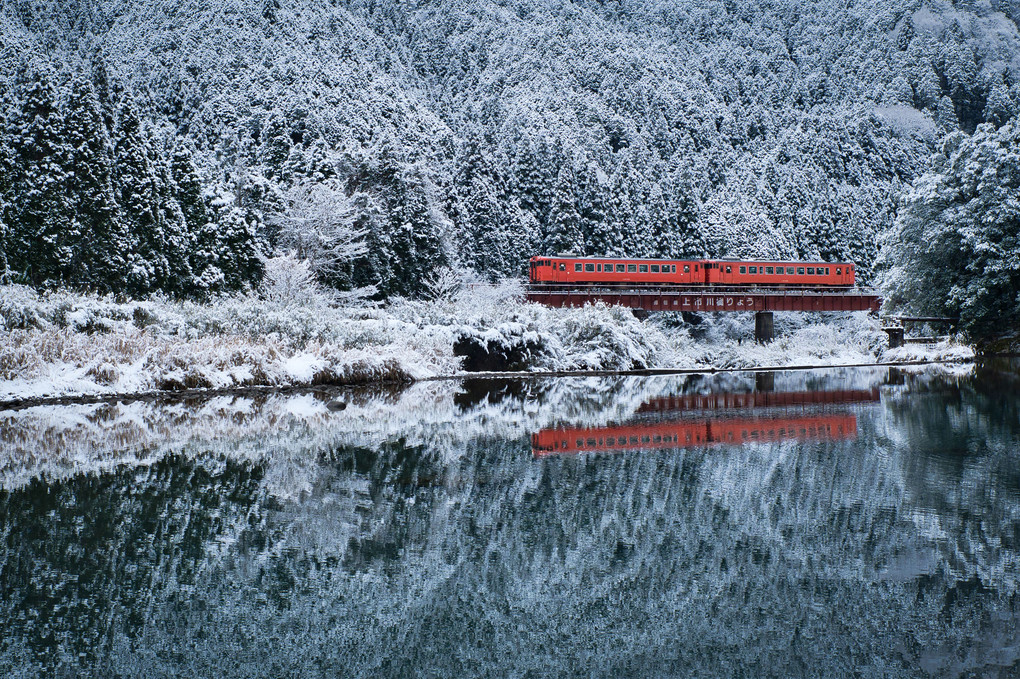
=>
[533,383,878,455]
[2,365,1020,677]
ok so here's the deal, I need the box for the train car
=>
[704,259,855,287]
[529,256,857,288]
[529,256,703,286]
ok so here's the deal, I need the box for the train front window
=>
[765,266,774,274]
[575,263,582,271]
[639,265,648,272]
[616,264,625,272]
[651,265,660,273]
[585,263,595,272]
[628,264,637,272]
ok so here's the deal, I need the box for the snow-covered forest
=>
[1,0,1019,339]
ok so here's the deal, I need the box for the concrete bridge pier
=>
[754,312,774,344]
[882,327,904,349]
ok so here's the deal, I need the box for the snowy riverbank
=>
[0,282,974,403]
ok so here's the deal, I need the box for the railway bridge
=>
[525,286,883,343]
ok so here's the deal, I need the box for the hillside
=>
[2,0,1020,297]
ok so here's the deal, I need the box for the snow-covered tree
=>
[269,180,367,290]
[63,76,131,291]
[879,121,1020,337]
[545,164,585,256]
[6,62,72,287]
[350,148,449,298]
[114,96,192,295]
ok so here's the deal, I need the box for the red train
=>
[528,256,856,288]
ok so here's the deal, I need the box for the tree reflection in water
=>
[1,366,1019,677]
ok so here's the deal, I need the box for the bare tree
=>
[269,180,368,286]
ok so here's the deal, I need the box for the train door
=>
[701,261,717,285]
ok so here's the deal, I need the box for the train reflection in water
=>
[532,386,880,457]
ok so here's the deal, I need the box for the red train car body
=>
[528,256,855,288]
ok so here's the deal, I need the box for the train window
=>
[651,265,660,273]
[797,267,805,275]
[639,264,648,272]
[825,267,830,275]
[559,263,565,270]
[765,266,774,274]
[606,437,615,446]
[585,263,595,272]
[616,264,625,272]
[684,265,690,273]
[641,436,650,443]
[807,267,814,274]
[749,266,757,274]
[628,264,637,272]
[596,264,602,272]
[787,267,795,274]
[575,263,582,271]
[817,269,825,275]
[630,436,638,444]
[725,266,732,273]
[836,268,841,275]
[739,266,746,274]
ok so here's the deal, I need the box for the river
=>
[1,363,1018,677]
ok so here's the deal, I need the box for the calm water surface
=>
[1,363,1019,677]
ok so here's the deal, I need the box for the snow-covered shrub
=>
[0,285,46,330]
[259,254,332,308]
[553,303,666,371]
[453,323,550,371]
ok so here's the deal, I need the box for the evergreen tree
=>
[351,148,448,298]
[653,172,704,259]
[7,63,72,286]
[258,112,294,180]
[63,76,131,291]
[0,115,15,279]
[879,122,1020,337]
[209,204,264,292]
[575,163,609,257]
[114,96,191,295]
[545,165,584,256]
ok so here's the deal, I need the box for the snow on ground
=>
[0,282,974,402]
